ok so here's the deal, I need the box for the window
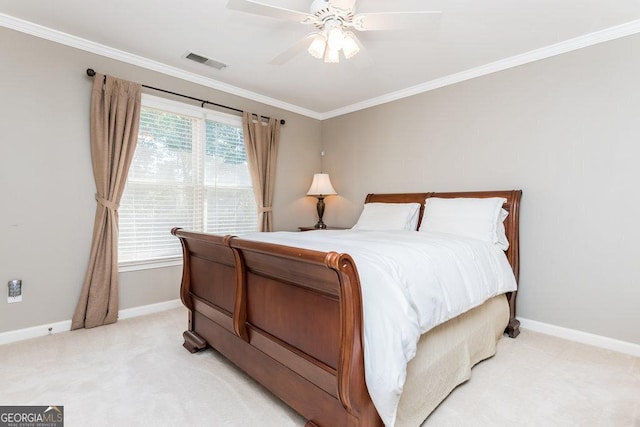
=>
[118,94,257,268]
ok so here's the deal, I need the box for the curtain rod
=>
[86,68,285,125]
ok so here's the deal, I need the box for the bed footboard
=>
[171,228,382,427]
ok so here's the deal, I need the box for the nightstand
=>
[298,226,348,231]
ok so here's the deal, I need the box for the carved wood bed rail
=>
[172,189,522,426]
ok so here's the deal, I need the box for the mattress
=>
[396,294,510,426]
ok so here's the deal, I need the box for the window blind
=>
[119,97,257,265]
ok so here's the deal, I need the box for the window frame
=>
[118,93,253,272]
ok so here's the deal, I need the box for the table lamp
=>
[306,173,337,229]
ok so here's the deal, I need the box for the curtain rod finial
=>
[86,68,96,77]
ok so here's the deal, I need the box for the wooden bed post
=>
[325,252,381,425]
[229,242,249,342]
[504,190,522,338]
[172,227,208,353]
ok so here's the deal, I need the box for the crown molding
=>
[2,12,640,121]
[0,13,323,120]
[319,18,640,120]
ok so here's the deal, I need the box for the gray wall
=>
[322,34,640,345]
[0,27,321,333]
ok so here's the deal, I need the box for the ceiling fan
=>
[226,0,442,64]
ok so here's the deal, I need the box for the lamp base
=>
[314,196,327,229]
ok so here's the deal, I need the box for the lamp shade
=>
[324,47,340,64]
[308,34,326,59]
[342,32,360,59]
[327,27,345,51]
[307,173,337,196]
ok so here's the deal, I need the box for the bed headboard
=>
[364,190,522,282]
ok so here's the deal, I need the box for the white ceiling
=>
[2,0,640,119]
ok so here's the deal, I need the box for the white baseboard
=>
[0,299,182,346]
[118,299,182,320]
[519,317,640,357]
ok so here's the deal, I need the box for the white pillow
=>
[352,203,421,231]
[496,208,509,250]
[419,197,509,249]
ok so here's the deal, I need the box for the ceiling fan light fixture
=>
[342,32,360,59]
[308,34,327,59]
[227,0,444,66]
[324,47,340,64]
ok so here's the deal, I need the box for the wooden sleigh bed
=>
[171,190,522,426]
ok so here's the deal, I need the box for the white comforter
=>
[240,230,517,426]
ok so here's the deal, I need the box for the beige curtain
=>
[242,112,281,232]
[71,74,142,330]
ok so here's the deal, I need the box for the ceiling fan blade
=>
[353,11,442,31]
[226,0,311,23]
[268,34,316,65]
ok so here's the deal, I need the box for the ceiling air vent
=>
[185,52,227,70]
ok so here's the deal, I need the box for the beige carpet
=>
[0,307,638,426]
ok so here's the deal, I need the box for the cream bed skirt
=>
[395,294,510,426]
